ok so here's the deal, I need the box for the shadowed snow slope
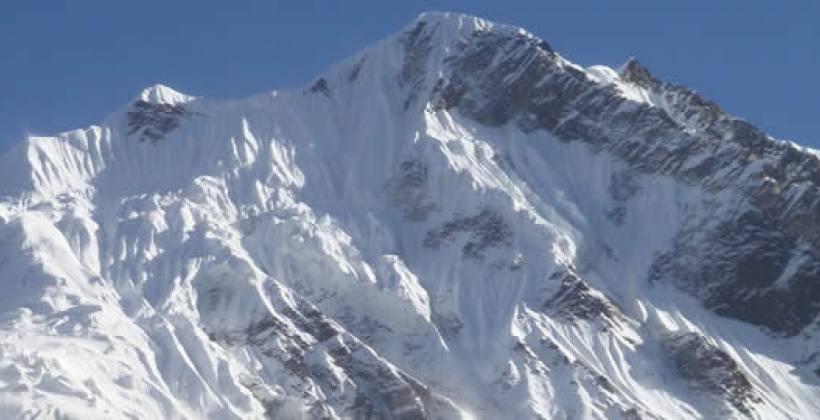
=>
[1,12,820,420]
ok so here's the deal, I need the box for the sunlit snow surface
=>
[0,12,818,420]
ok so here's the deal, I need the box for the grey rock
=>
[127,99,192,143]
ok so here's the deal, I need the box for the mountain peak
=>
[137,83,195,105]
[401,11,537,50]
[618,57,657,86]
[410,11,491,30]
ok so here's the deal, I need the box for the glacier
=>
[0,12,819,419]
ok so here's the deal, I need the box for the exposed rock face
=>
[543,272,621,324]
[664,332,760,415]
[618,58,655,86]
[386,160,438,222]
[199,268,459,420]
[400,20,437,110]
[424,210,513,259]
[308,78,331,97]
[127,99,193,143]
[650,210,820,335]
[425,22,820,336]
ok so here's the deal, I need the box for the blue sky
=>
[1,1,818,152]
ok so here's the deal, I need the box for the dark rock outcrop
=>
[424,209,513,259]
[127,100,193,143]
[663,332,760,415]
[416,22,820,336]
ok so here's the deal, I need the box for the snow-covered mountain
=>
[1,12,819,419]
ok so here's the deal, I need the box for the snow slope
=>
[0,12,819,419]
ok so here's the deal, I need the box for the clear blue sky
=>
[2,1,818,152]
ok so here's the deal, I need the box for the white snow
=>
[138,84,197,105]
